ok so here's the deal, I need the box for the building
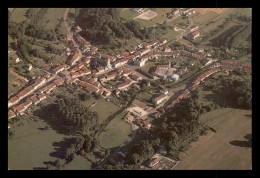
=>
[67,53,80,66]
[189,31,200,39]
[117,79,133,90]
[10,56,21,63]
[190,25,199,32]
[173,25,178,31]
[8,96,19,107]
[171,74,179,81]
[52,64,67,74]
[152,93,168,105]
[148,158,160,168]
[53,78,65,86]
[160,89,168,94]
[8,109,16,119]
[25,64,33,71]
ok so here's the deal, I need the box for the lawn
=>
[89,99,120,124]
[10,8,29,23]
[98,111,131,149]
[174,108,252,170]
[8,119,75,170]
[62,155,92,170]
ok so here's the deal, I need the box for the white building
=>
[171,74,179,81]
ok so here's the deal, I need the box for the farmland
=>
[98,111,131,149]
[174,108,252,170]
[8,119,75,170]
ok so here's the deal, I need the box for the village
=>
[8,8,252,170]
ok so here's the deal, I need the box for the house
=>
[25,64,33,71]
[173,25,178,31]
[31,77,46,89]
[29,94,40,105]
[67,53,80,66]
[64,34,72,41]
[172,9,180,15]
[13,103,25,115]
[189,31,200,39]
[52,64,67,74]
[44,73,51,79]
[84,83,100,94]
[53,78,65,86]
[37,93,47,102]
[190,25,199,32]
[16,85,34,100]
[8,96,19,107]
[143,120,152,130]
[10,56,21,63]
[23,98,33,110]
[160,89,168,94]
[151,112,161,119]
[98,75,106,82]
[152,93,168,104]
[117,79,133,90]
[74,25,82,33]
[38,83,56,94]
[113,58,128,68]
[148,157,160,168]
[59,70,71,78]
[129,74,141,81]
[8,109,16,119]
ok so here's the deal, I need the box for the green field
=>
[8,120,75,170]
[89,99,120,124]
[8,72,24,97]
[175,108,252,170]
[45,8,65,30]
[62,155,92,170]
[132,99,147,108]
[10,8,29,23]
[120,8,139,20]
[98,111,131,149]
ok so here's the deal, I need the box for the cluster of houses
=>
[186,25,200,40]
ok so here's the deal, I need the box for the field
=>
[45,8,65,29]
[134,10,158,20]
[8,71,26,97]
[98,111,131,149]
[132,99,147,108]
[8,119,75,170]
[174,108,252,170]
[120,8,140,20]
[62,155,92,170]
[10,8,29,23]
[89,99,120,124]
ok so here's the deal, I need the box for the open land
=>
[174,108,252,170]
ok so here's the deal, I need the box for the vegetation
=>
[75,8,154,50]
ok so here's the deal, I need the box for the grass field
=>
[89,99,120,124]
[8,72,25,97]
[62,155,92,170]
[132,99,147,108]
[98,111,131,149]
[45,8,65,30]
[120,8,139,20]
[174,108,252,170]
[8,119,75,170]
[10,8,29,23]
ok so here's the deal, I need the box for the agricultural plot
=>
[132,99,147,109]
[8,119,75,170]
[140,155,179,170]
[98,111,131,149]
[89,99,120,124]
[174,108,252,170]
[10,8,29,23]
[44,8,66,30]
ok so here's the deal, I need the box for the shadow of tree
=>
[49,137,77,159]
[229,134,252,148]
[33,103,76,136]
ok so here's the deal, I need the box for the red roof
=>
[8,110,16,118]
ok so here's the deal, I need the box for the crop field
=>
[8,119,75,170]
[174,108,252,170]
[98,111,131,149]
[62,155,92,170]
